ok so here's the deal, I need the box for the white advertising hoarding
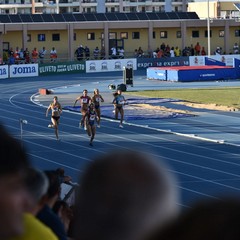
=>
[86,59,137,73]
[10,64,39,78]
[0,65,9,79]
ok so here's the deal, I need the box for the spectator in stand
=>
[19,48,24,63]
[50,47,57,62]
[37,170,68,240]
[174,46,180,57]
[170,47,175,57]
[201,46,206,56]
[75,45,85,61]
[85,46,90,60]
[160,42,166,52]
[118,47,124,59]
[100,46,105,59]
[182,47,190,56]
[9,54,15,65]
[31,47,38,63]
[73,149,179,240]
[157,49,164,58]
[93,46,100,60]
[134,49,138,58]
[39,47,47,64]
[190,44,194,56]
[10,168,58,240]
[233,43,239,54]
[137,46,144,58]
[194,42,201,56]
[24,48,30,64]
[215,46,221,55]
[110,46,117,59]
[8,47,14,58]
[0,124,30,239]
[14,47,20,64]
[165,44,170,57]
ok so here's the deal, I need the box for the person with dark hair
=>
[91,88,104,128]
[146,198,240,240]
[11,168,58,240]
[73,150,179,240]
[112,89,126,128]
[46,96,62,140]
[73,89,91,130]
[0,124,30,239]
[86,103,98,146]
[37,170,68,240]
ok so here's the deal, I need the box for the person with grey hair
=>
[73,149,179,240]
[11,168,58,240]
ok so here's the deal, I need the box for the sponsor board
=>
[10,64,38,78]
[190,55,240,66]
[0,65,8,79]
[39,61,85,75]
[137,57,189,69]
[86,59,137,73]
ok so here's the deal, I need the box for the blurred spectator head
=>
[73,149,179,240]
[0,124,30,239]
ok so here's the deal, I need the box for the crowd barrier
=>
[0,55,239,79]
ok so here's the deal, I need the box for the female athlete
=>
[112,89,126,128]
[74,89,91,130]
[46,96,62,140]
[91,88,104,128]
[86,103,98,146]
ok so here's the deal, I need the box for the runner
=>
[86,103,99,146]
[73,89,91,130]
[91,88,104,128]
[46,96,62,140]
[112,89,126,128]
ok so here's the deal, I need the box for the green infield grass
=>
[127,87,240,108]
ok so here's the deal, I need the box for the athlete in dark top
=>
[86,103,98,146]
[91,88,104,128]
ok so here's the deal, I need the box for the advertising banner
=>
[10,64,38,78]
[0,65,8,79]
[86,59,137,73]
[137,57,189,69]
[39,61,85,75]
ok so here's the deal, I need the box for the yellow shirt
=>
[11,213,58,240]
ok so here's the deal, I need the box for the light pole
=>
[207,0,211,56]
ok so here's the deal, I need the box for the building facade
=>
[0,0,188,14]
[0,13,239,61]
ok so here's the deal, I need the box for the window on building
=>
[176,31,181,38]
[120,32,128,39]
[109,32,117,39]
[52,33,60,41]
[38,34,46,41]
[160,31,167,38]
[204,30,212,37]
[235,30,240,37]
[132,32,140,39]
[192,30,199,38]
[87,32,95,40]
[73,33,76,41]
[219,30,224,37]
[27,34,31,42]
[153,31,155,39]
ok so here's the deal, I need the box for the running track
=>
[1,72,240,209]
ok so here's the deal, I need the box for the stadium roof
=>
[0,12,199,23]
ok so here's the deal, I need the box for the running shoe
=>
[119,124,124,128]
[84,126,87,131]
[48,124,53,128]
[89,142,93,146]
[97,124,100,128]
